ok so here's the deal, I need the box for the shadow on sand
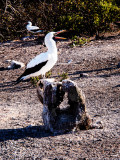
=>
[0,67,12,71]
[0,125,59,142]
[0,65,119,92]
[0,79,32,93]
[51,65,119,80]
[0,36,44,48]
[72,66,117,74]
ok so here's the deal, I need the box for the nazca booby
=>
[26,21,42,33]
[16,30,66,83]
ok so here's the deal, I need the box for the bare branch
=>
[4,0,8,13]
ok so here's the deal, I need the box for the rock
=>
[37,79,92,134]
[6,60,25,69]
[67,59,73,64]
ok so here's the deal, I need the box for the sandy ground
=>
[0,34,120,159]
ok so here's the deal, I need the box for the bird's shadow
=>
[69,65,119,79]
[0,125,63,142]
[0,79,32,93]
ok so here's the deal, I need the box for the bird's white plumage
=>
[27,32,57,68]
[26,21,42,33]
[27,52,49,69]
[20,32,58,80]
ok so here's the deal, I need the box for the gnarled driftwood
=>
[37,79,92,134]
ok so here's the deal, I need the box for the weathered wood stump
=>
[37,79,92,134]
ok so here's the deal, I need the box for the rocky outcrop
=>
[37,79,92,134]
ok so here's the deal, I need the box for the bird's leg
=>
[43,74,46,79]
[27,31,30,37]
[42,74,46,79]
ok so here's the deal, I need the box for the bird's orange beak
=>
[55,30,67,40]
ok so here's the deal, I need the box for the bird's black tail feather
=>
[16,60,48,84]
[16,77,22,84]
[16,72,25,84]
[16,69,31,84]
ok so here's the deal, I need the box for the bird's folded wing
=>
[30,29,42,32]
[30,26,39,30]
[27,52,48,69]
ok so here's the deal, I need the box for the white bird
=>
[16,30,66,83]
[26,21,42,33]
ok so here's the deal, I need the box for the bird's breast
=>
[48,51,57,60]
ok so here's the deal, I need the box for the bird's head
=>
[45,30,67,41]
[54,30,67,40]
[45,30,67,50]
[26,21,32,26]
[28,21,32,24]
[24,21,32,27]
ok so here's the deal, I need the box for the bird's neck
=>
[28,23,31,27]
[46,39,57,53]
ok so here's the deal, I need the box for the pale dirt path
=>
[0,36,120,159]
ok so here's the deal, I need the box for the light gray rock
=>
[6,60,25,69]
